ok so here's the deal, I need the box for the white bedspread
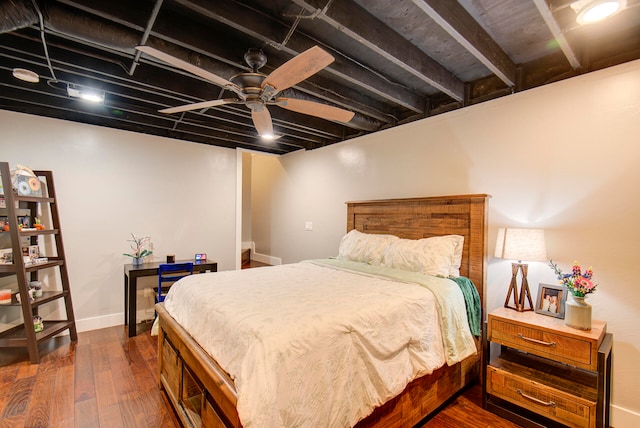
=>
[163,259,475,427]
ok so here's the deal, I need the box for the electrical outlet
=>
[305,221,313,231]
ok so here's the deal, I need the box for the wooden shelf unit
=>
[0,162,77,363]
[483,307,612,428]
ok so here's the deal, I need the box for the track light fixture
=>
[67,84,105,103]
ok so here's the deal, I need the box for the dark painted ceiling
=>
[1,0,639,155]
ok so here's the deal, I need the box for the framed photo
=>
[535,283,567,318]
[17,216,31,228]
[0,249,13,264]
[22,245,39,258]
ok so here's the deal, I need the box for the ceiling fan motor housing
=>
[244,48,267,71]
[230,72,268,109]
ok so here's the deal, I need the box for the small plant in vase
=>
[550,260,597,330]
[123,233,153,265]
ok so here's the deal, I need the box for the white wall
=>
[251,60,640,426]
[0,112,238,330]
[241,151,252,246]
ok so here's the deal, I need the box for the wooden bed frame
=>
[156,194,489,427]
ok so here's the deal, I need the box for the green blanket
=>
[449,276,481,337]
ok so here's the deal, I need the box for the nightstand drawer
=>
[487,365,596,428]
[490,317,595,369]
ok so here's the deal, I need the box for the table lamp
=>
[495,228,547,311]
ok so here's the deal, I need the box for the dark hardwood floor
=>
[0,325,522,427]
[421,384,522,428]
[0,325,178,428]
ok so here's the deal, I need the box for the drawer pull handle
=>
[517,389,557,407]
[517,333,557,347]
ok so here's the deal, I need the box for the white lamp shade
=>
[495,228,547,262]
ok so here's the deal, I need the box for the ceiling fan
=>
[136,45,355,139]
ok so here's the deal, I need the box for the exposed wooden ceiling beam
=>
[410,0,516,87]
[532,0,581,69]
[289,0,465,102]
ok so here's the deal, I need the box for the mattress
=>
[163,259,476,427]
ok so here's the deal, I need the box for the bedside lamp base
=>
[504,262,533,312]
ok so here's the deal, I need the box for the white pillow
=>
[382,235,463,277]
[448,235,464,277]
[337,229,399,265]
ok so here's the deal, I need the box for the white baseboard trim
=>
[75,312,124,333]
[611,403,640,427]
[71,310,157,333]
[241,241,281,265]
[252,251,282,266]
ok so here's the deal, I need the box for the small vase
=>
[132,257,143,266]
[565,295,592,330]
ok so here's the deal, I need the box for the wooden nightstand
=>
[483,307,612,428]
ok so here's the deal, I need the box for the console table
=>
[124,260,217,337]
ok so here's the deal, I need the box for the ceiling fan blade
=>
[159,98,238,114]
[251,107,274,137]
[277,98,355,123]
[261,46,334,96]
[136,46,241,93]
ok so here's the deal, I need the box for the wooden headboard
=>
[346,194,490,306]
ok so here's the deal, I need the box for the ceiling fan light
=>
[574,0,625,24]
[260,133,281,141]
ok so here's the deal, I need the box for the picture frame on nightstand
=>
[535,283,567,318]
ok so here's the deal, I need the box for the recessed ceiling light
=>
[12,68,39,83]
[573,0,626,25]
